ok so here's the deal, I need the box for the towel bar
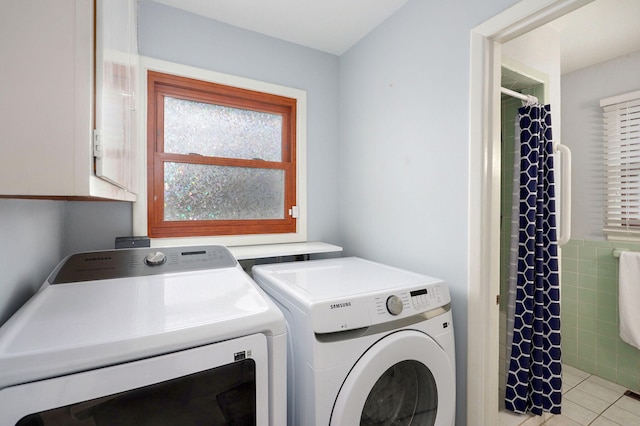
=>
[612,248,640,258]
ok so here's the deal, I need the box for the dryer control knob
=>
[386,295,403,316]
[144,251,166,266]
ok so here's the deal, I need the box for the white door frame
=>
[467,0,593,424]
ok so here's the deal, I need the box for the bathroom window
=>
[602,90,640,240]
[146,70,299,238]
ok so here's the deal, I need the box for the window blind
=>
[602,90,640,239]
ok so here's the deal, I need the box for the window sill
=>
[227,241,342,260]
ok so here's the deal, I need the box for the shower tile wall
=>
[561,239,640,393]
[499,94,521,401]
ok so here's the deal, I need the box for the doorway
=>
[470,0,640,423]
[468,1,594,424]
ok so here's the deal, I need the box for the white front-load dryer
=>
[252,257,456,426]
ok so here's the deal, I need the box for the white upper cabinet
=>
[0,0,137,200]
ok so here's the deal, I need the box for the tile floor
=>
[498,364,640,426]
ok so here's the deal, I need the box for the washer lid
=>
[253,257,443,303]
[252,257,449,333]
[0,247,285,389]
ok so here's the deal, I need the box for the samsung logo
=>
[84,257,112,262]
[330,302,352,309]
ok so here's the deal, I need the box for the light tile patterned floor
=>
[498,364,640,426]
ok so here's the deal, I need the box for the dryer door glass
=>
[361,360,437,425]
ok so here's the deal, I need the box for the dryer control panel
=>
[49,245,237,284]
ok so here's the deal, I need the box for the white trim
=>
[600,89,640,107]
[468,30,501,425]
[468,1,594,424]
[229,241,342,260]
[606,232,640,242]
[474,0,593,43]
[133,56,308,247]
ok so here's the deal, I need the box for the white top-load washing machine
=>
[252,257,456,426]
[0,245,286,425]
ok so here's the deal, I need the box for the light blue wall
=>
[62,201,133,254]
[561,50,640,240]
[0,200,64,324]
[137,1,342,245]
[0,200,131,323]
[338,1,518,424]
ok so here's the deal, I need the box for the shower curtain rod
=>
[501,86,538,104]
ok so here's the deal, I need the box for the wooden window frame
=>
[146,71,297,238]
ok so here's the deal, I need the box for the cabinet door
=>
[95,0,138,192]
[0,0,81,196]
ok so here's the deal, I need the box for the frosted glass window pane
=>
[164,162,284,221]
[164,97,282,162]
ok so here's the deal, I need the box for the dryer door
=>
[330,330,455,426]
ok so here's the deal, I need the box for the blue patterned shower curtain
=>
[505,104,562,415]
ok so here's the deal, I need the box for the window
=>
[146,70,299,239]
[602,90,640,240]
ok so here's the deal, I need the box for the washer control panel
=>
[409,286,445,310]
[385,295,404,315]
[311,281,450,334]
[372,283,448,320]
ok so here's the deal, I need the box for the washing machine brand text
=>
[330,302,351,309]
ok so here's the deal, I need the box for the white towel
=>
[619,251,640,350]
